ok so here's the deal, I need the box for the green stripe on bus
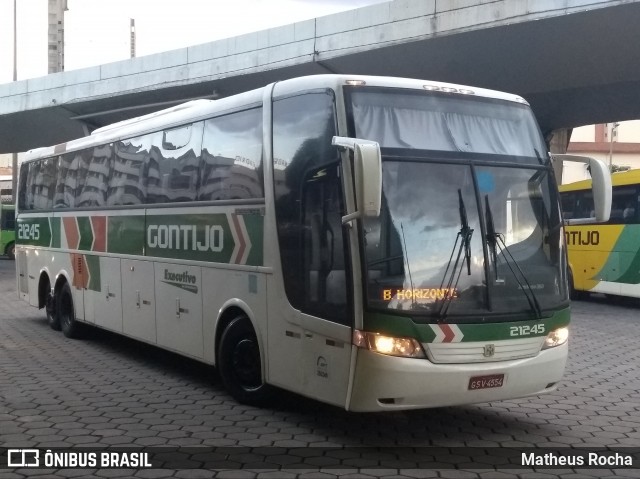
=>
[108,216,145,256]
[77,217,93,251]
[50,217,61,248]
[243,214,264,266]
[145,213,264,266]
[16,217,52,247]
[20,212,264,265]
[86,255,101,291]
[596,227,640,284]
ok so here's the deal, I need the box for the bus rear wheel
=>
[46,282,60,331]
[218,316,273,406]
[58,282,82,339]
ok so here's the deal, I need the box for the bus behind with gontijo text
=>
[560,168,640,299]
[15,75,611,411]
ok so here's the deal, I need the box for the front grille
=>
[424,337,544,364]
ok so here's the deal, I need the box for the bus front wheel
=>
[218,316,273,406]
[58,282,82,339]
[568,269,586,300]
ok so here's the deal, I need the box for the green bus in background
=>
[0,203,15,259]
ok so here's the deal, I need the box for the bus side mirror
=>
[332,136,382,223]
[553,154,612,224]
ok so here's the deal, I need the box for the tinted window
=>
[54,151,86,209]
[17,163,29,211]
[109,135,154,206]
[148,123,203,203]
[561,189,596,221]
[30,157,58,210]
[19,158,57,211]
[24,161,49,210]
[609,185,639,224]
[2,209,15,229]
[18,113,264,210]
[78,144,113,207]
[199,109,263,200]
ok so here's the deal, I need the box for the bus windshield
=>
[349,89,566,320]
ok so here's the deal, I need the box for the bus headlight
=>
[542,327,569,349]
[353,330,425,358]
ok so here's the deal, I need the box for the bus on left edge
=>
[0,203,15,259]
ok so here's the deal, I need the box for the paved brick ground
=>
[0,258,639,478]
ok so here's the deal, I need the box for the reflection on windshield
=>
[365,162,486,315]
[364,161,566,319]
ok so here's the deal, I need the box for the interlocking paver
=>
[2,261,640,478]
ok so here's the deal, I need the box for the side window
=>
[199,109,263,201]
[147,123,203,203]
[54,153,81,208]
[29,157,58,210]
[609,185,638,224]
[109,135,151,206]
[560,192,576,220]
[18,163,30,211]
[25,161,42,210]
[3,209,15,229]
[78,144,113,207]
[573,190,594,219]
[272,91,347,322]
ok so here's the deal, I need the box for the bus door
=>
[270,90,354,407]
[298,163,354,406]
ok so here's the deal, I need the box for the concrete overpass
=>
[1,0,639,153]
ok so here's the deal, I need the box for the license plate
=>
[468,374,504,390]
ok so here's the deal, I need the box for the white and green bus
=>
[16,75,611,411]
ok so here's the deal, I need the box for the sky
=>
[0,0,386,84]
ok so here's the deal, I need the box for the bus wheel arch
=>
[216,307,273,405]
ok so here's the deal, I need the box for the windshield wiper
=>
[400,222,418,310]
[484,196,499,280]
[438,190,474,318]
[484,195,543,319]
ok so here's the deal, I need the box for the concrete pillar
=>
[48,0,67,73]
[547,128,572,184]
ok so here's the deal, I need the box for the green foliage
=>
[610,164,631,173]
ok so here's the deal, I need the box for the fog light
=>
[353,330,425,358]
[543,327,569,349]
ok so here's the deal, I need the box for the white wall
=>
[570,124,595,142]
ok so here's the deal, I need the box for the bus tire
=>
[568,269,586,301]
[218,316,273,406]
[46,282,60,331]
[6,242,15,260]
[58,282,82,339]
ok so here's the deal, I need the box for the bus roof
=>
[560,168,640,192]
[23,74,530,164]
